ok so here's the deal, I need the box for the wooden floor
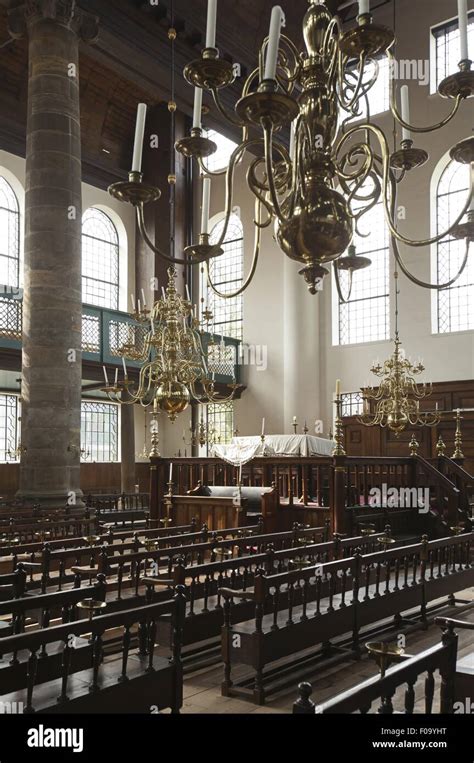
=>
[178,588,474,714]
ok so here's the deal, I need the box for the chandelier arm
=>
[333,262,354,304]
[322,17,341,81]
[208,138,262,251]
[392,232,471,290]
[136,206,202,266]
[205,198,263,299]
[210,87,246,128]
[387,50,463,133]
[339,123,474,247]
[337,52,371,113]
[262,122,288,223]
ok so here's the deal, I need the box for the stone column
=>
[120,392,136,493]
[8,1,98,508]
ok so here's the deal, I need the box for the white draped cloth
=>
[211,434,334,466]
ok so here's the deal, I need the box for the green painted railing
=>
[0,291,241,383]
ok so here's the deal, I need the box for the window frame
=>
[430,12,474,94]
[81,207,120,311]
[204,211,244,342]
[80,399,120,463]
[0,176,20,291]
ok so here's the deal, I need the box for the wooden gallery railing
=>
[149,454,461,534]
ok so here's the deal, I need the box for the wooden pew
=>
[293,616,462,714]
[0,587,186,714]
[219,532,473,704]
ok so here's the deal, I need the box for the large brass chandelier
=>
[358,274,441,436]
[110,0,474,299]
[102,267,239,421]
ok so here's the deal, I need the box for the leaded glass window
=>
[0,177,20,289]
[81,401,118,462]
[207,402,234,451]
[203,129,238,173]
[436,161,472,333]
[206,214,243,341]
[82,208,119,309]
[0,394,20,462]
[340,391,364,417]
[337,180,390,345]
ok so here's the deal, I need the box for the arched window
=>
[435,161,472,333]
[204,129,238,173]
[336,180,390,345]
[205,213,244,341]
[82,208,120,310]
[0,176,20,288]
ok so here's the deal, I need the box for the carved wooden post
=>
[293,682,316,714]
[333,454,347,535]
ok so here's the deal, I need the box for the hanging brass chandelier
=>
[102,267,239,421]
[358,274,441,436]
[109,0,474,300]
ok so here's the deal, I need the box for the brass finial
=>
[409,433,419,456]
[436,434,446,457]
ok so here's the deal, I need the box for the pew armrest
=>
[18,562,42,570]
[218,587,255,601]
[435,617,474,631]
[141,576,174,588]
[71,566,98,576]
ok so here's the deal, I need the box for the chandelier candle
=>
[131,103,147,173]
[400,85,411,143]
[263,6,285,82]
[206,0,218,48]
[358,0,370,17]
[335,379,341,398]
[201,176,211,235]
[193,87,203,130]
[103,366,109,386]
[122,357,128,379]
[458,0,469,61]
[261,418,265,437]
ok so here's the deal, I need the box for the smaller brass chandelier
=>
[183,415,217,449]
[359,274,440,436]
[102,268,239,422]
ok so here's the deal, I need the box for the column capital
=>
[8,1,99,43]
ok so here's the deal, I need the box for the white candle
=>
[141,288,146,307]
[114,368,118,386]
[161,287,166,300]
[169,462,173,482]
[193,87,203,130]
[205,0,218,48]
[185,284,191,301]
[201,176,211,235]
[335,379,341,397]
[458,0,469,61]
[132,103,147,173]
[293,416,297,423]
[131,293,136,312]
[400,85,411,142]
[137,299,141,313]
[263,6,285,81]
[122,357,127,378]
[150,317,155,335]
[358,0,370,16]
[102,366,109,386]
[261,417,265,436]
[239,463,242,484]
[289,119,297,165]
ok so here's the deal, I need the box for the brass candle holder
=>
[77,598,106,623]
[235,79,299,129]
[159,517,173,528]
[452,408,464,459]
[331,395,346,457]
[83,535,101,548]
[359,523,376,537]
[390,139,428,172]
[436,435,446,457]
[366,640,405,678]
[183,232,224,262]
[438,59,474,99]
[175,127,217,160]
[450,525,466,536]
[339,13,395,59]
[184,47,236,91]
[34,530,51,543]
[142,539,160,552]
[108,171,161,207]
